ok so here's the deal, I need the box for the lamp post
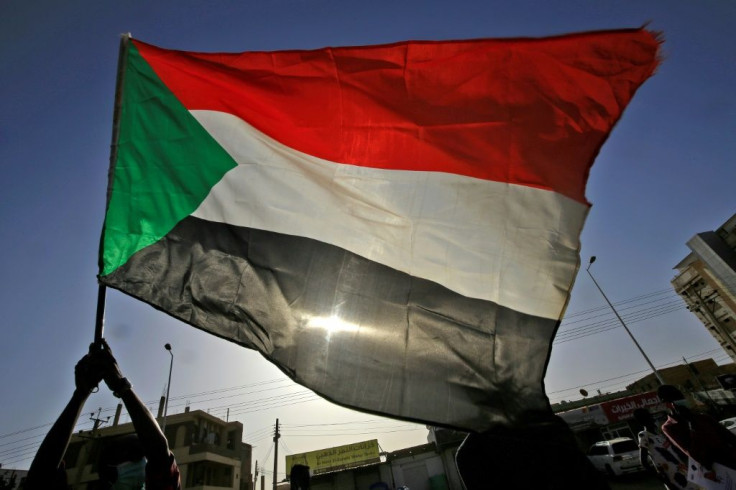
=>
[586,256,665,385]
[163,343,174,431]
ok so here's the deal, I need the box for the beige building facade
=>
[672,213,736,362]
[62,408,252,489]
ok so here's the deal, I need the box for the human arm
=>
[26,348,103,487]
[97,341,171,468]
[118,389,171,467]
[637,431,652,470]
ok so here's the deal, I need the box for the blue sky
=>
[1,0,734,480]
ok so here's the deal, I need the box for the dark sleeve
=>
[146,452,181,490]
[26,390,90,487]
[637,432,651,469]
[55,467,69,490]
[689,414,736,469]
[24,463,69,490]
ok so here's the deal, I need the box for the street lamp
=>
[586,257,665,385]
[163,343,174,431]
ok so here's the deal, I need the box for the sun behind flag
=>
[99,29,660,432]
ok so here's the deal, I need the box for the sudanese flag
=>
[99,29,660,431]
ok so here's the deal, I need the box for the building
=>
[382,442,456,490]
[271,429,464,490]
[672,213,736,362]
[626,358,736,394]
[62,407,252,489]
[424,427,466,490]
[0,467,26,490]
[555,358,736,450]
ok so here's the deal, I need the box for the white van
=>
[586,437,644,476]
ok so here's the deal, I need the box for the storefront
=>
[557,391,667,449]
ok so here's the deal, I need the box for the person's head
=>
[98,434,146,490]
[290,464,310,490]
[657,385,690,415]
[632,408,656,431]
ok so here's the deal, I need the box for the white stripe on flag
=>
[191,110,588,320]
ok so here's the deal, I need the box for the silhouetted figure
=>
[25,340,181,489]
[632,408,692,489]
[290,464,310,490]
[455,413,610,489]
[657,385,736,472]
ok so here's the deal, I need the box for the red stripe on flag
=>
[132,30,659,204]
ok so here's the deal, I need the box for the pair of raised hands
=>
[74,339,128,395]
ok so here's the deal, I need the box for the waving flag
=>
[99,29,660,432]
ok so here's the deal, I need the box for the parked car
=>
[587,437,645,476]
[720,417,736,435]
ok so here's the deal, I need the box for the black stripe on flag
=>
[101,216,558,431]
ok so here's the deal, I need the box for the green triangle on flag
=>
[100,40,237,277]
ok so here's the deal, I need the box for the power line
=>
[279,438,292,455]
[0,423,53,441]
[563,288,677,319]
[554,302,685,344]
[559,296,683,331]
[556,294,686,336]
[283,423,419,435]
[0,419,95,465]
[245,426,276,439]
[4,287,731,467]
[546,347,728,403]
[554,278,736,343]
[283,427,426,437]
[284,419,418,428]
[0,433,45,449]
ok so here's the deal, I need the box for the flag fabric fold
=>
[99,29,660,432]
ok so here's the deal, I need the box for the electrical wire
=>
[3,283,733,467]
[546,347,729,403]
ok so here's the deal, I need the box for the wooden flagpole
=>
[95,33,131,344]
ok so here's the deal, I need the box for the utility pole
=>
[89,408,110,433]
[273,419,280,490]
[687,286,736,351]
[586,256,665,385]
[683,356,718,410]
[254,460,258,488]
[163,343,174,432]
